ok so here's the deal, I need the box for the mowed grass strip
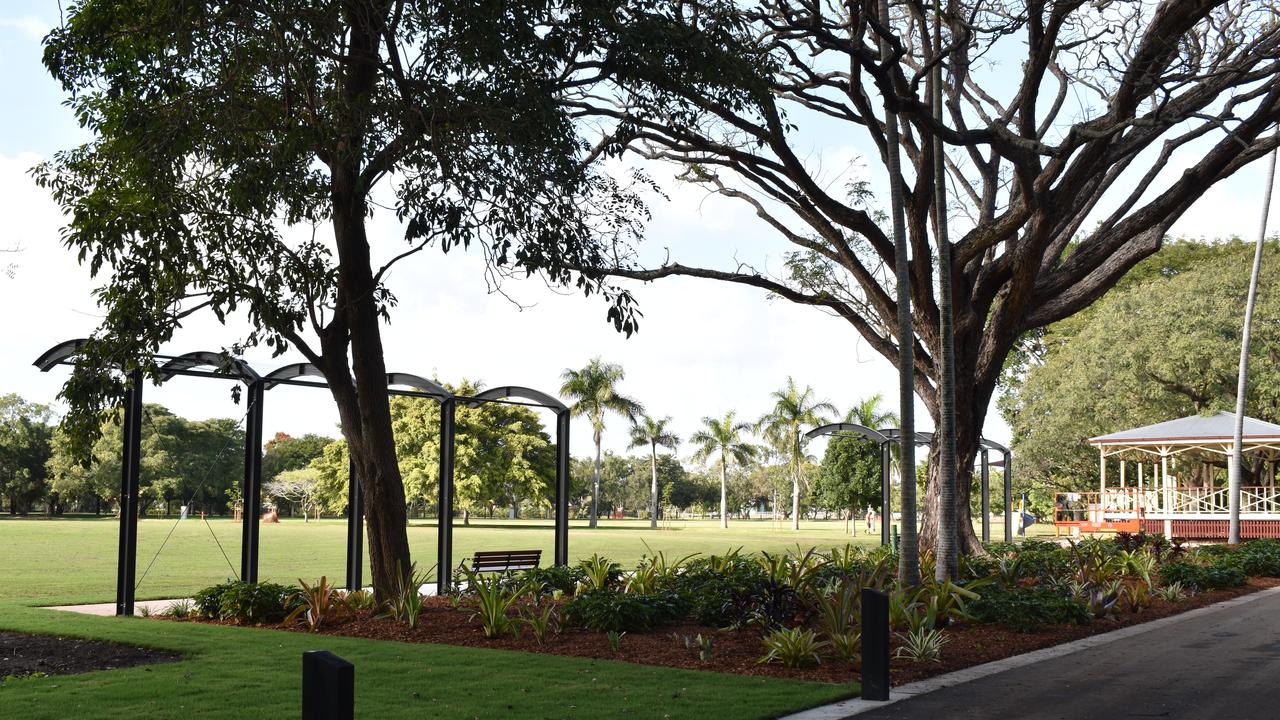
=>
[0,516,889,604]
[0,601,854,720]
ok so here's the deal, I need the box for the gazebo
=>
[1053,412,1280,539]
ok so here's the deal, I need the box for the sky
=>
[1,8,1277,464]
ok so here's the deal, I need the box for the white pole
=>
[1231,131,1278,545]
[1163,453,1173,538]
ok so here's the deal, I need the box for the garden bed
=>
[0,630,181,679]
[157,540,1280,686]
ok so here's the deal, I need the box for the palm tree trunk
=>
[1231,135,1278,544]
[720,455,729,529]
[791,453,800,531]
[650,441,659,530]
[879,0,919,586]
[590,429,602,528]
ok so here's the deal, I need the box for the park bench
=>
[461,549,542,575]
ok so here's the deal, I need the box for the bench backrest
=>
[468,549,542,574]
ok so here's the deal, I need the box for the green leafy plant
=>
[520,598,560,645]
[136,604,153,618]
[606,630,626,652]
[1158,560,1246,591]
[1118,579,1153,614]
[815,579,860,637]
[760,627,827,668]
[564,589,685,633]
[1156,581,1188,603]
[345,589,377,612]
[577,554,622,592]
[518,565,585,597]
[827,631,861,663]
[970,585,1091,632]
[387,563,432,629]
[193,580,295,624]
[163,598,194,619]
[285,576,348,632]
[681,633,715,662]
[465,568,529,638]
[895,627,948,662]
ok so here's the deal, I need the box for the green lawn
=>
[1,515,895,603]
[0,516,870,718]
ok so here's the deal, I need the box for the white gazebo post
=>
[1100,452,1107,496]
[1162,451,1172,537]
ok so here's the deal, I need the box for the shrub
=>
[895,627,948,662]
[467,571,528,638]
[670,555,766,627]
[193,580,295,624]
[387,563,431,628]
[577,554,623,592]
[519,565,585,596]
[285,576,348,632]
[163,598,194,619]
[1158,561,1245,591]
[970,585,1090,632]
[1236,540,1280,577]
[759,627,827,668]
[564,589,685,632]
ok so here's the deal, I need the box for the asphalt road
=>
[855,589,1280,720]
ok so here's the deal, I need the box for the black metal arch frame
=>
[804,424,1014,545]
[35,340,571,613]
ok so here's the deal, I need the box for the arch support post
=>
[1003,451,1013,542]
[116,369,143,616]
[240,380,264,584]
[981,449,991,543]
[555,410,571,566]
[436,398,456,592]
[880,442,891,547]
[346,456,364,591]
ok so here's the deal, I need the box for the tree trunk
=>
[919,348,992,556]
[650,442,659,529]
[719,455,729,529]
[590,429,602,528]
[327,168,412,603]
[791,457,800,530]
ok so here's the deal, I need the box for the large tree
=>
[36,1,669,597]
[560,358,643,527]
[579,0,1280,557]
[628,414,679,528]
[812,395,898,532]
[1004,240,1280,515]
[690,412,758,528]
[756,378,835,530]
[0,395,55,515]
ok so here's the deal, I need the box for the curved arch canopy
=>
[468,385,567,413]
[804,422,889,444]
[386,372,452,399]
[33,338,90,372]
[158,350,259,383]
[262,362,328,390]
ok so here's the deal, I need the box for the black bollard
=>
[861,588,890,701]
[302,650,354,720]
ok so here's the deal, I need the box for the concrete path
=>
[851,587,1280,719]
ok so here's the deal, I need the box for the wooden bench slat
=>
[463,549,542,575]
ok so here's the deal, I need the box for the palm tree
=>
[629,414,679,529]
[845,394,897,429]
[757,378,835,530]
[1231,133,1278,544]
[560,358,643,528]
[690,412,757,529]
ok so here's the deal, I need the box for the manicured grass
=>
[0,515,894,603]
[0,602,852,719]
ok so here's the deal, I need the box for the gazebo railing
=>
[1059,487,1280,521]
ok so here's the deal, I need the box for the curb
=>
[779,584,1280,720]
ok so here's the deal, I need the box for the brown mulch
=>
[0,631,182,679]
[170,577,1280,686]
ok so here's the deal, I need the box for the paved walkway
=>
[854,587,1280,719]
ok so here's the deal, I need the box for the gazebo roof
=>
[1089,412,1280,446]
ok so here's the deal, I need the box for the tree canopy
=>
[1004,240,1280,515]
[0,395,55,514]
